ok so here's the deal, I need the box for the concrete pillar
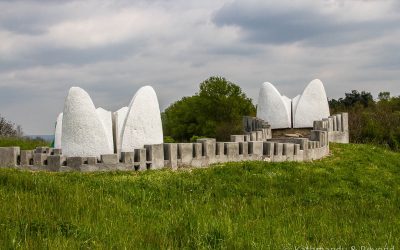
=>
[249,141,263,157]
[283,143,294,161]
[101,154,118,164]
[35,147,50,154]
[0,147,20,167]
[121,152,134,164]
[144,144,164,169]
[193,143,202,159]
[341,112,350,143]
[20,150,34,166]
[67,157,84,170]
[47,155,65,171]
[164,143,178,170]
[336,114,342,132]
[244,134,251,142]
[263,142,275,157]
[224,142,239,161]
[197,138,216,163]
[328,117,334,132]
[134,148,147,170]
[250,132,257,141]
[330,116,337,131]
[177,143,193,166]
[256,131,263,141]
[34,153,47,166]
[239,142,248,157]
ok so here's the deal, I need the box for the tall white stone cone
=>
[61,87,113,157]
[120,86,163,151]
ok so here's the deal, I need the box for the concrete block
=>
[283,143,294,161]
[87,157,97,165]
[34,153,47,166]
[101,154,118,165]
[0,147,20,167]
[134,148,146,170]
[67,157,84,170]
[52,148,62,155]
[341,112,350,143]
[328,117,334,132]
[20,150,34,166]
[256,131,263,141]
[178,143,193,165]
[224,142,239,161]
[273,143,283,162]
[47,155,65,171]
[250,132,257,141]
[230,135,244,142]
[239,142,248,156]
[330,116,337,131]
[35,147,50,154]
[244,135,251,142]
[263,142,275,157]
[193,143,202,159]
[144,144,164,169]
[197,138,216,159]
[249,141,263,156]
[121,152,134,164]
[164,143,178,169]
[336,114,342,132]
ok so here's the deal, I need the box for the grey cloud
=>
[213,1,399,46]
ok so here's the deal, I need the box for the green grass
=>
[0,143,399,249]
[0,137,50,150]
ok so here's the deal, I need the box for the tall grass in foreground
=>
[0,143,399,249]
[0,137,50,150]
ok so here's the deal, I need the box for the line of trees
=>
[329,90,400,151]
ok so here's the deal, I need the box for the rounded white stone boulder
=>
[256,82,291,129]
[61,87,113,157]
[120,86,163,151]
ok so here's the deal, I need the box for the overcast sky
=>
[1,0,399,135]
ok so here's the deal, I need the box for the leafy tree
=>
[163,76,256,141]
[0,115,22,137]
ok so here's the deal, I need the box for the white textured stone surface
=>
[96,107,114,153]
[115,106,128,142]
[54,113,63,149]
[293,79,330,128]
[120,86,163,151]
[61,87,113,157]
[256,82,291,129]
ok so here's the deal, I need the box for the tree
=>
[163,76,256,141]
[0,115,22,137]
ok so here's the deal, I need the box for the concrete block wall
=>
[313,112,349,143]
[0,114,347,172]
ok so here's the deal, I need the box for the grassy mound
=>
[0,137,50,150]
[0,143,399,248]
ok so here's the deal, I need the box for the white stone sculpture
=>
[96,107,114,153]
[257,79,330,129]
[54,113,63,149]
[120,86,163,151]
[61,87,113,157]
[115,106,128,142]
[293,79,330,128]
[256,82,291,129]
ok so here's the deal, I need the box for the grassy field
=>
[0,143,399,249]
[0,137,50,150]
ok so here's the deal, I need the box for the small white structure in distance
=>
[96,107,114,153]
[293,79,330,128]
[54,113,63,149]
[120,86,163,152]
[61,87,113,157]
[256,82,291,129]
